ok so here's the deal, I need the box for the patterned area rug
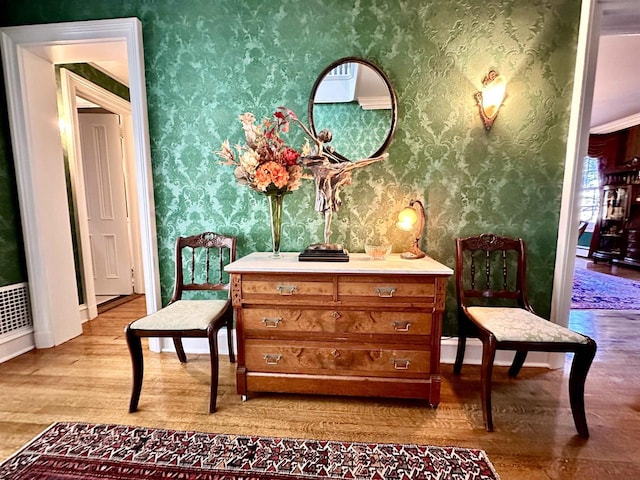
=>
[0,422,500,479]
[572,267,640,309]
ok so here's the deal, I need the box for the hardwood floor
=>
[575,256,640,281]
[1,295,639,479]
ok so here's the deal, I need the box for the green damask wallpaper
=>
[2,0,581,333]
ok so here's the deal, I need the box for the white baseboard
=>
[440,337,562,368]
[0,328,35,363]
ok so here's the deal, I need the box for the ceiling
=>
[591,33,640,133]
[591,1,640,133]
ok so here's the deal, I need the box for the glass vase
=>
[267,192,284,258]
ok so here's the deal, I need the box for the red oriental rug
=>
[0,422,501,479]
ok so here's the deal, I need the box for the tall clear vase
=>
[267,192,284,258]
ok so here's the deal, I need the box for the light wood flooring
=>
[1,294,639,479]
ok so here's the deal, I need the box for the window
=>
[579,156,600,223]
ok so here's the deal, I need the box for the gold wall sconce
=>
[396,199,426,259]
[475,69,507,130]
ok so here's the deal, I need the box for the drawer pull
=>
[375,286,396,298]
[392,321,411,332]
[262,317,282,328]
[263,354,282,365]
[392,358,411,370]
[332,311,341,319]
[276,285,297,296]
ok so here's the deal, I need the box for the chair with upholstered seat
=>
[125,231,236,413]
[454,233,597,437]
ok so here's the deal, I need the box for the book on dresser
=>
[225,252,453,407]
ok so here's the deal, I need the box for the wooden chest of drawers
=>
[225,252,452,407]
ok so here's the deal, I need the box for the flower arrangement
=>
[216,107,304,195]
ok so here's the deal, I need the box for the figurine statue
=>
[291,116,387,246]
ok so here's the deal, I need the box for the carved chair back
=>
[171,232,237,303]
[455,233,531,311]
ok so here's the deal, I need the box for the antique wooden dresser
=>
[225,252,452,407]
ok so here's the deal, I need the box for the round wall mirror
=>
[308,57,397,162]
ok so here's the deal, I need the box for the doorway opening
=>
[0,18,160,349]
[59,68,142,321]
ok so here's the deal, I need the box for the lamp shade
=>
[481,74,506,120]
[396,207,418,231]
[476,69,507,130]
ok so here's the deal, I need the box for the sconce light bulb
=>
[396,207,418,231]
[482,74,506,120]
[476,69,507,130]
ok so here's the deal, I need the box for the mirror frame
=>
[307,56,398,162]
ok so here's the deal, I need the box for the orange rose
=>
[255,161,289,191]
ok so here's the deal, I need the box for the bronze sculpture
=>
[291,117,387,247]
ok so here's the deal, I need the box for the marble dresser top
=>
[225,252,453,275]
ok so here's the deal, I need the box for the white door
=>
[79,112,132,296]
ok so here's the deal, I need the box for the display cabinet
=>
[592,185,631,262]
[591,166,640,266]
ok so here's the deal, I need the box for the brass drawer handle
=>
[262,317,282,328]
[276,285,297,296]
[263,354,282,365]
[375,286,396,298]
[392,358,411,370]
[392,321,411,332]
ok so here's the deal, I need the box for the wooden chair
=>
[125,232,236,413]
[454,233,597,437]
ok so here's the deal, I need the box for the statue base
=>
[298,243,349,262]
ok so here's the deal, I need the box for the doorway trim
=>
[0,18,160,348]
[60,68,144,320]
[553,0,640,366]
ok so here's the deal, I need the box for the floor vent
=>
[0,282,32,337]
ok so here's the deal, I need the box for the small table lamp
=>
[396,199,426,259]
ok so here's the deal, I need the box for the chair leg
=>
[454,312,467,375]
[173,337,187,363]
[568,338,597,438]
[508,350,528,377]
[480,335,497,432]
[226,317,236,364]
[208,327,220,413]
[125,326,144,413]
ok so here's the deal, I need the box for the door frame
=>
[60,68,143,320]
[552,0,640,366]
[0,18,160,347]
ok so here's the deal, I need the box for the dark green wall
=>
[0,71,26,286]
[57,63,130,102]
[1,0,582,333]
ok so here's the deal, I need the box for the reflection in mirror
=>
[308,57,397,162]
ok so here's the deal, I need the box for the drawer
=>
[244,340,430,377]
[337,275,436,303]
[627,230,640,242]
[242,308,432,336]
[240,274,333,302]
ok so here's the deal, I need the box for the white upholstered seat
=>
[466,307,589,344]
[129,300,229,331]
